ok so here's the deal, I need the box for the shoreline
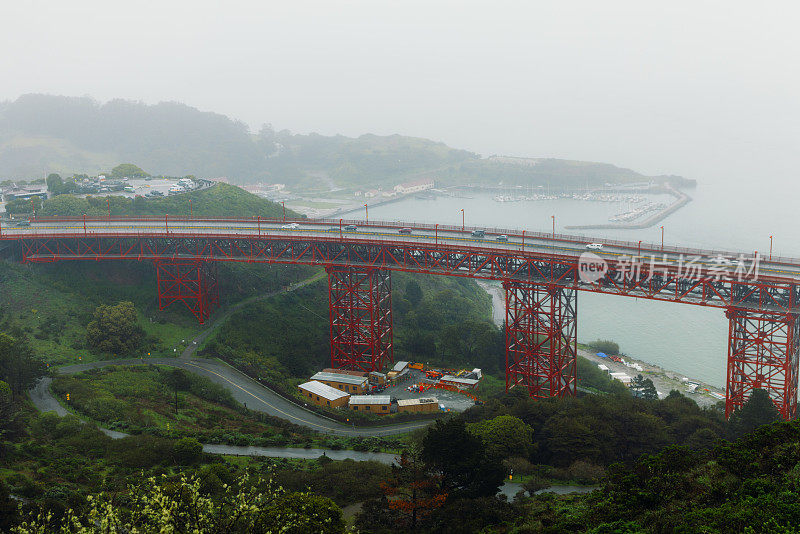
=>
[476,280,725,408]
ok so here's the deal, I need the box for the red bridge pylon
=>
[155,260,219,324]
[725,308,800,420]
[327,266,393,372]
[504,280,577,399]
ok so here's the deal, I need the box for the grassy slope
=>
[205,271,496,390]
[0,185,309,364]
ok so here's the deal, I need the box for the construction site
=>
[297,361,482,414]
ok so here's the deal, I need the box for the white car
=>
[281,223,300,229]
[709,255,733,265]
[585,243,604,250]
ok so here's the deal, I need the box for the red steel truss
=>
[725,308,800,420]
[7,220,800,419]
[328,266,393,372]
[504,280,577,399]
[155,260,219,324]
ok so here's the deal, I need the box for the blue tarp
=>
[597,352,608,358]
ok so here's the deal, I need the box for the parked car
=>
[585,243,604,250]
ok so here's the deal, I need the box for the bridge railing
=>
[18,214,800,267]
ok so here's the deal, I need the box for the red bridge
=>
[2,215,799,419]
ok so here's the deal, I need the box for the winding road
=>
[28,273,436,437]
[34,357,432,436]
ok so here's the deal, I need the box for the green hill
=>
[37,183,288,219]
[0,94,692,190]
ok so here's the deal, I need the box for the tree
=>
[110,163,149,178]
[405,280,423,306]
[421,419,505,498]
[0,334,47,396]
[630,374,658,399]
[377,450,447,531]
[728,388,781,438]
[5,196,42,215]
[13,474,345,533]
[86,301,145,355]
[469,415,535,459]
[46,173,64,194]
[0,479,17,532]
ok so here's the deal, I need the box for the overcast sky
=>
[2,1,799,184]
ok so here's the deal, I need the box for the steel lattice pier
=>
[327,266,393,372]
[725,308,800,419]
[504,281,577,399]
[155,260,219,324]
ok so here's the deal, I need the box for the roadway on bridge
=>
[5,217,799,281]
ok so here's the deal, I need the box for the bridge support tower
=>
[327,266,393,372]
[725,308,800,420]
[504,281,577,398]
[155,260,219,324]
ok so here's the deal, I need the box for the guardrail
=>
[16,214,798,267]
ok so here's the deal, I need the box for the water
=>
[367,181,798,388]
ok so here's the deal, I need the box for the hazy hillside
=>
[0,95,265,180]
[0,94,692,189]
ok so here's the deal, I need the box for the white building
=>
[394,179,434,195]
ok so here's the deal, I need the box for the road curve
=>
[31,357,434,437]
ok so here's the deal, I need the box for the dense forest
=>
[0,94,691,190]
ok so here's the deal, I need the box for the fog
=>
[2,1,799,185]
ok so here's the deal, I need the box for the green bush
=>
[173,437,203,464]
[588,339,620,355]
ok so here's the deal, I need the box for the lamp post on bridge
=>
[551,215,555,240]
[660,226,664,251]
[460,209,464,231]
[770,235,773,260]
[281,201,285,222]
[638,240,641,257]
[364,203,368,223]
[107,198,111,219]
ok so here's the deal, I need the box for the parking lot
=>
[381,369,476,412]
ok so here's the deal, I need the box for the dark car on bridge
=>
[398,228,412,234]
[344,225,357,231]
[471,230,485,237]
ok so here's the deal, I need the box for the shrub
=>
[588,339,620,355]
[173,437,203,464]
